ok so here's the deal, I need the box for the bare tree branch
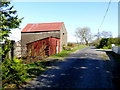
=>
[75,27,92,45]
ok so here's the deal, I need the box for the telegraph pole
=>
[97,29,100,40]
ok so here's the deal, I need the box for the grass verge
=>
[23,61,49,82]
[49,45,88,58]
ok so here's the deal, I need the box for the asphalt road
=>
[24,47,114,88]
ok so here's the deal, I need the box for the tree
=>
[0,1,26,88]
[94,31,101,40]
[101,31,113,38]
[94,31,112,40]
[0,1,23,60]
[75,27,92,45]
[97,38,109,48]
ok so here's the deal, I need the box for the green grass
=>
[23,61,51,81]
[49,45,88,58]
[115,45,120,47]
[23,59,61,83]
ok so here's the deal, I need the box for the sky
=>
[9,0,118,42]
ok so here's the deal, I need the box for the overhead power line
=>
[98,0,112,31]
[96,0,112,40]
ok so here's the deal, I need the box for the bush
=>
[67,43,76,47]
[116,45,120,47]
[102,46,111,49]
[115,37,120,46]
[98,38,109,48]
[2,59,27,88]
[96,38,115,49]
[63,43,77,50]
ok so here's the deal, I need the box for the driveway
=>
[24,47,114,88]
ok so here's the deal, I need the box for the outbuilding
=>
[21,22,67,57]
[27,37,60,57]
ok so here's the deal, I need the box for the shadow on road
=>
[23,47,116,88]
[106,51,120,89]
[24,57,113,88]
[93,48,120,89]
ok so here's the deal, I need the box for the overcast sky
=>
[9,0,118,42]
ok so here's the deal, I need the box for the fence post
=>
[11,40,15,60]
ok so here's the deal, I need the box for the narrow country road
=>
[24,47,114,88]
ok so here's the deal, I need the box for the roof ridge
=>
[27,22,64,24]
[21,22,64,32]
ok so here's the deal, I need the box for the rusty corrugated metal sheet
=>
[21,22,64,32]
[26,37,60,58]
[49,37,60,55]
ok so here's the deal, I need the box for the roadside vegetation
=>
[2,58,52,88]
[1,1,24,89]
[49,43,88,58]
[92,37,120,49]
[2,43,87,88]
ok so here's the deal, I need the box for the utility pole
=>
[97,29,100,40]
[97,0,111,40]
[95,29,100,40]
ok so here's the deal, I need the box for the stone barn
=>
[21,22,67,57]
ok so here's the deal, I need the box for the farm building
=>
[21,22,67,57]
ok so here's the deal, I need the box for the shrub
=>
[67,43,76,47]
[2,59,27,88]
[102,46,111,49]
[96,38,114,49]
[98,38,109,48]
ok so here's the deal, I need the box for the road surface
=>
[24,47,114,88]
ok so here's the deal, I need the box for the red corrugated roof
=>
[21,22,64,32]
